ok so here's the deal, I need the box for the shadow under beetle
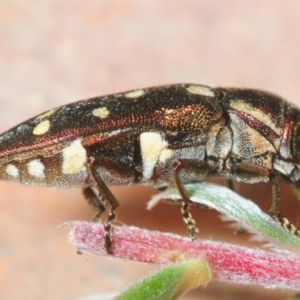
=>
[1,84,300,252]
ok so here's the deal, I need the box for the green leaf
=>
[115,258,211,300]
[167,183,300,251]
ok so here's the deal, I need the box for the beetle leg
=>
[269,171,281,219]
[173,163,197,240]
[87,158,119,253]
[83,187,106,221]
[173,160,209,240]
[269,171,300,237]
[227,179,235,191]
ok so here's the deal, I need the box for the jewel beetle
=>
[1,84,299,252]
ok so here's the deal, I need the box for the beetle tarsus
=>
[181,200,198,240]
[173,159,200,240]
[103,207,117,253]
[282,217,300,237]
[272,214,300,238]
[268,172,300,237]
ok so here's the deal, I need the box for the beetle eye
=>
[292,120,300,160]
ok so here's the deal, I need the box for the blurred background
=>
[0,1,300,299]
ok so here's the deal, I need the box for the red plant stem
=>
[69,222,300,290]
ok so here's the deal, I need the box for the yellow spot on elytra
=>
[5,164,19,178]
[62,139,87,174]
[92,107,110,119]
[33,120,50,135]
[140,132,172,179]
[36,109,56,119]
[27,159,46,179]
[159,149,173,162]
[186,85,215,97]
[125,89,145,99]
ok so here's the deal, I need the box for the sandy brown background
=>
[0,1,300,299]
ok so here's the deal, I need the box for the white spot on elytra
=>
[62,139,87,174]
[6,164,19,178]
[27,159,46,179]
[33,120,50,135]
[36,109,56,119]
[140,132,173,180]
[125,89,145,99]
[186,85,215,97]
[92,107,110,119]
